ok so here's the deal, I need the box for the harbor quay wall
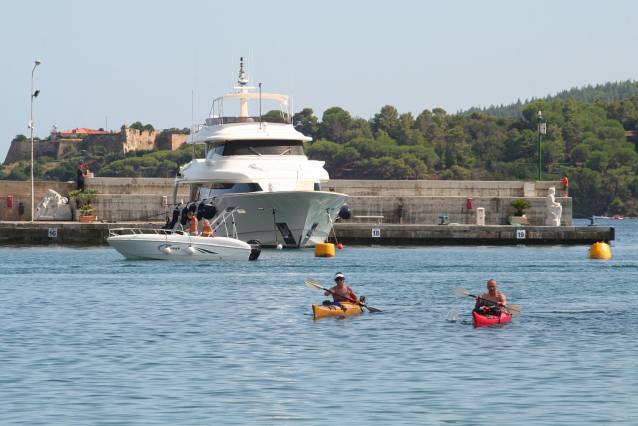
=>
[343,196,572,226]
[0,181,76,221]
[332,223,613,246]
[0,178,570,224]
[327,180,566,198]
[0,178,187,221]
[0,221,613,245]
[0,221,159,245]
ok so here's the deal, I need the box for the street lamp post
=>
[537,110,545,181]
[30,60,41,222]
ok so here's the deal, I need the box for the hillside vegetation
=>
[457,79,638,118]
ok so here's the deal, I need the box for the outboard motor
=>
[196,201,205,221]
[338,203,352,220]
[200,203,217,220]
[164,206,180,229]
[247,239,261,261]
[180,206,190,226]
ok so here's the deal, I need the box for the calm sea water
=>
[1,219,637,425]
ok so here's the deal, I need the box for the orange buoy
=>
[315,243,335,257]
[588,242,611,259]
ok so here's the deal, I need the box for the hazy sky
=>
[2,0,637,160]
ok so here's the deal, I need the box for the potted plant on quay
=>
[69,188,99,222]
[509,198,531,225]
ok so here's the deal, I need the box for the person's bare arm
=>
[348,286,359,303]
[498,293,507,307]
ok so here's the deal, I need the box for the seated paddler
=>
[325,272,360,304]
[474,279,507,315]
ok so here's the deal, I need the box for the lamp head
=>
[537,110,542,117]
[35,60,41,66]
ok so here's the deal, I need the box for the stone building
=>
[3,125,189,164]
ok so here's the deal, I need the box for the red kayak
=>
[473,310,512,327]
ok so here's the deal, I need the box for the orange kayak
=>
[312,302,364,318]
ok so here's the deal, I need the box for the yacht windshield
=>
[222,140,305,156]
[196,183,262,199]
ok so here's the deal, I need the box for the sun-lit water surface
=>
[1,218,637,425]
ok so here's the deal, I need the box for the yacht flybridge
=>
[172,58,349,248]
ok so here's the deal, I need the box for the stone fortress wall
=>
[3,126,189,164]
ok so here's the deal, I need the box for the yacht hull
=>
[107,233,254,261]
[210,191,348,248]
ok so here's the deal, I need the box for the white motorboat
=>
[170,58,349,248]
[108,207,261,261]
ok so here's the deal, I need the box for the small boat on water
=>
[312,302,364,318]
[107,207,261,261]
[472,309,512,327]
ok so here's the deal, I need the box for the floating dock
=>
[0,221,615,246]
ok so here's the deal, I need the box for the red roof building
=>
[61,128,108,137]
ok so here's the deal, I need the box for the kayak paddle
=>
[454,286,521,315]
[305,277,383,313]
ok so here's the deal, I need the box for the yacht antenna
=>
[259,83,262,129]
[191,89,195,160]
[288,52,295,125]
[191,52,195,160]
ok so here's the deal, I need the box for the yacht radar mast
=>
[234,57,255,117]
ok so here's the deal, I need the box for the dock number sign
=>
[48,229,58,238]
[516,230,526,239]
[372,229,381,238]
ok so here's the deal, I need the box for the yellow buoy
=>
[588,242,611,259]
[315,243,335,258]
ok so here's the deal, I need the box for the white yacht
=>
[172,58,349,248]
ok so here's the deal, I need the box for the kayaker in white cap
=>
[474,279,507,309]
[325,272,360,303]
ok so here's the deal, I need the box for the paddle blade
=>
[305,277,324,291]
[365,306,383,313]
[454,287,471,297]
[505,304,521,316]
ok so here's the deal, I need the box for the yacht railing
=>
[108,206,245,239]
[204,116,291,126]
[108,228,188,237]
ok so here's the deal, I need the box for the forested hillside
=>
[458,79,638,118]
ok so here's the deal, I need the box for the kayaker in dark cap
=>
[475,279,506,309]
[325,272,360,303]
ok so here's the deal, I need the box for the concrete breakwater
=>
[0,221,614,246]
[2,178,570,225]
[0,177,592,246]
[332,223,613,246]
[0,221,159,245]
